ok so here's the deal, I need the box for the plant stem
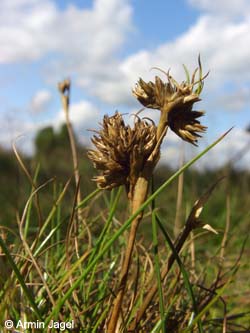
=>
[174,142,184,237]
[107,176,149,332]
[58,79,91,249]
[108,110,169,332]
[59,81,82,216]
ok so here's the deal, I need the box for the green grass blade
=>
[56,183,63,252]
[76,188,101,209]
[85,187,122,303]
[87,186,123,264]
[92,306,110,332]
[33,227,59,257]
[152,210,166,333]
[151,318,163,333]
[36,179,71,239]
[183,64,190,84]
[91,259,117,321]
[151,294,186,333]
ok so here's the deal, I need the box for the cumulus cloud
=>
[0,0,58,63]
[212,87,250,112]
[188,0,250,17]
[155,127,250,171]
[53,100,101,146]
[55,100,100,130]
[0,99,101,153]
[0,111,40,154]
[30,90,52,113]
[0,0,133,67]
[97,13,250,106]
[2,0,250,108]
[70,2,250,111]
[194,127,250,170]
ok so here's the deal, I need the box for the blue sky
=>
[0,0,250,169]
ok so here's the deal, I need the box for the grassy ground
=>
[0,140,249,332]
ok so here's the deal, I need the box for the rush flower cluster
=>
[132,66,207,145]
[88,112,158,196]
[88,60,207,192]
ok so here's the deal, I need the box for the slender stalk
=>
[220,195,230,263]
[190,231,196,276]
[58,79,91,249]
[107,176,149,332]
[174,142,184,237]
[152,210,166,333]
[58,79,82,220]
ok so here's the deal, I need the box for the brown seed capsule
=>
[133,64,208,145]
[88,112,158,194]
[132,76,167,110]
[58,78,71,94]
[168,109,207,146]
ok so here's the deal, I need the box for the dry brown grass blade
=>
[12,138,43,228]
[190,231,196,278]
[187,176,225,224]
[220,195,231,264]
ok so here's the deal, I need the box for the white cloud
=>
[30,90,52,113]
[212,87,250,112]
[55,100,100,129]
[188,0,250,17]
[0,112,40,154]
[0,0,133,65]
[160,131,186,169]
[0,99,100,153]
[53,100,101,146]
[0,0,58,63]
[189,127,250,170]
[76,9,250,109]
[0,0,134,114]
[155,127,250,171]
[2,0,249,110]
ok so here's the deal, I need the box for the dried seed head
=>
[133,61,208,145]
[132,76,168,110]
[58,78,71,95]
[88,112,158,194]
[168,108,207,146]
